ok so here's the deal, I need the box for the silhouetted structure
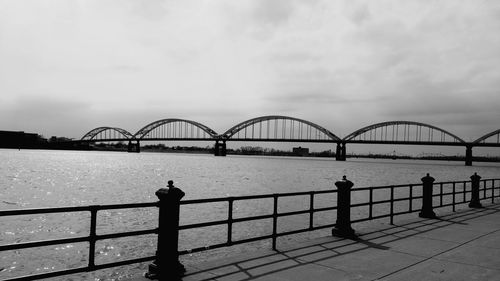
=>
[0,130,41,149]
[63,115,500,165]
[292,146,309,156]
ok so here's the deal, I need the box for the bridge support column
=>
[335,143,346,161]
[214,140,227,156]
[214,141,220,156]
[128,140,140,153]
[465,145,473,166]
[220,141,227,156]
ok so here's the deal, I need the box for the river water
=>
[1,149,499,280]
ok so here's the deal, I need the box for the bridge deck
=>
[129,203,500,280]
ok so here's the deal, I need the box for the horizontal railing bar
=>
[277,209,310,217]
[0,236,89,251]
[0,202,158,217]
[0,206,90,216]
[182,190,339,205]
[311,206,338,212]
[96,202,158,210]
[267,190,336,198]
[180,223,340,256]
[351,196,424,208]
[181,197,233,204]
[97,228,158,240]
[182,234,276,254]
[1,266,89,281]
[0,228,158,252]
[232,214,273,223]
[179,219,228,230]
[353,184,423,191]
[179,241,237,255]
[180,208,329,230]
[180,206,341,230]
[433,191,470,197]
[350,197,420,208]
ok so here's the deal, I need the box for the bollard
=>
[146,180,186,280]
[332,175,356,238]
[469,173,483,208]
[419,173,436,219]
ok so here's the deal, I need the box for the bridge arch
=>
[343,121,466,143]
[81,127,134,141]
[222,115,341,141]
[473,129,500,144]
[133,118,218,140]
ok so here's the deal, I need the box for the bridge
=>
[78,116,500,166]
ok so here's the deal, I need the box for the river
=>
[1,149,499,280]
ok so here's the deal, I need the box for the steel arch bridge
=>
[78,117,500,165]
[221,115,341,142]
[473,129,500,147]
[343,121,465,145]
[81,127,134,142]
[133,118,218,141]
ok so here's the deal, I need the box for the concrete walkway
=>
[132,204,500,281]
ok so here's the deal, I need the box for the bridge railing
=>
[1,174,499,280]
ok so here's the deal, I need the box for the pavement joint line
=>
[371,225,500,280]
[432,255,500,272]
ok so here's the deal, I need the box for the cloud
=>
[347,3,371,25]
[0,96,93,137]
[0,0,499,142]
[251,0,295,26]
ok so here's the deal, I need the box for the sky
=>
[0,0,499,142]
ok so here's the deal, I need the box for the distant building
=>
[293,146,309,156]
[0,130,41,149]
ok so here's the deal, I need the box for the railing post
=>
[146,180,186,280]
[469,173,483,208]
[332,175,356,238]
[419,173,436,219]
[88,205,98,270]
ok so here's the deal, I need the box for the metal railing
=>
[1,173,499,280]
[0,202,158,281]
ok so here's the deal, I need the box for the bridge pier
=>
[128,140,140,153]
[221,141,226,156]
[336,143,346,161]
[465,145,473,166]
[214,141,226,156]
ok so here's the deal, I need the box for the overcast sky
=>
[0,0,499,141]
